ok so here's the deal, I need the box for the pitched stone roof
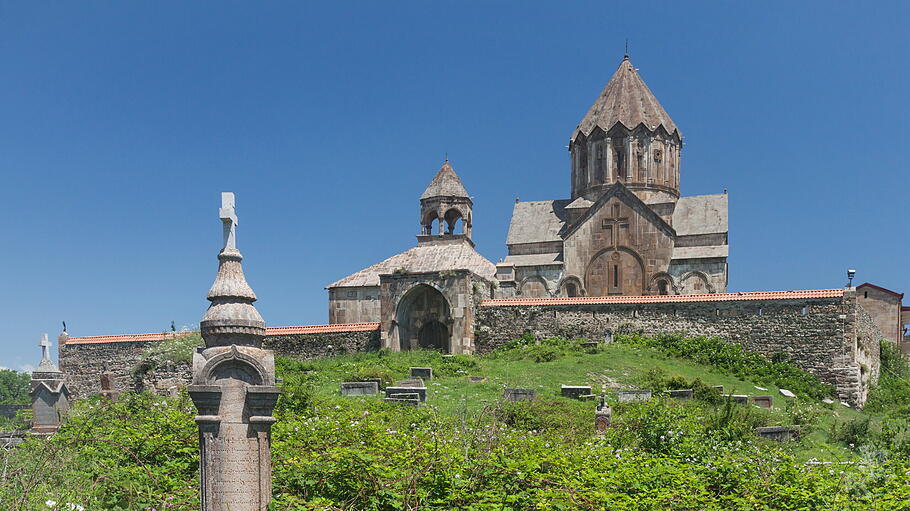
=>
[672,194,728,236]
[327,239,496,288]
[573,56,679,141]
[420,161,469,200]
[503,253,563,267]
[506,200,571,245]
[481,289,844,307]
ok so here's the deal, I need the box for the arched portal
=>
[395,284,452,352]
[418,320,448,351]
[585,249,644,297]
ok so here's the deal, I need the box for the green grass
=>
[279,341,861,460]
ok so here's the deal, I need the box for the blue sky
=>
[1,2,907,371]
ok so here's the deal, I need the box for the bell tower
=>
[570,56,682,204]
[418,160,473,241]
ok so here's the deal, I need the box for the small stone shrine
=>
[30,334,70,434]
[188,192,281,511]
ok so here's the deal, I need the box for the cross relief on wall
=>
[601,204,630,248]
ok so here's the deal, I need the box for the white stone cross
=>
[219,192,238,251]
[39,333,50,360]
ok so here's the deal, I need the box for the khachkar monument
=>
[30,333,70,434]
[188,192,280,511]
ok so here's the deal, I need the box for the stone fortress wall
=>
[59,288,883,406]
[59,324,379,399]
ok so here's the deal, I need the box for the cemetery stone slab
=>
[409,367,433,380]
[665,389,694,400]
[726,394,749,404]
[467,376,487,384]
[386,386,427,402]
[384,397,420,407]
[751,396,773,409]
[340,381,379,396]
[755,426,799,442]
[561,385,593,399]
[504,388,536,402]
[396,379,426,388]
[617,389,652,403]
[779,388,796,398]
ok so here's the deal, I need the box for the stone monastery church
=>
[327,55,729,350]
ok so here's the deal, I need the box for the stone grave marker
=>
[396,379,425,388]
[364,377,384,389]
[561,385,593,400]
[409,367,433,380]
[725,394,749,404]
[713,385,724,392]
[340,381,379,396]
[504,388,536,402]
[617,389,651,403]
[187,192,281,511]
[386,386,427,402]
[665,389,693,400]
[751,396,773,409]
[467,376,487,384]
[604,330,614,344]
[755,426,799,442]
[383,396,420,406]
[779,388,796,398]
[30,334,70,435]
[100,371,120,401]
[595,394,612,432]
[580,341,599,350]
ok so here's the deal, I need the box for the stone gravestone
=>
[467,376,487,384]
[725,394,749,404]
[561,385,593,400]
[386,386,427,402]
[30,334,70,434]
[751,396,773,409]
[595,393,612,432]
[604,329,614,344]
[188,192,280,511]
[755,426,799,442]
[503,388,536,402]
[665,389,693,400]
[340,381,379,396]
[617,389,651,403]
[99,371,120,401]
[396,379,425,388]
[409,367,433,380]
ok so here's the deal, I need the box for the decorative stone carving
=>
[595,393,612,433]
[188,192,280,511]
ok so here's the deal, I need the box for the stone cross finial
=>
[39,333,50,361]
[219,192,238,251]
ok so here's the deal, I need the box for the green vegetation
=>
[0,369,30,405]
[132,332,204,377]
[2,334,910,509]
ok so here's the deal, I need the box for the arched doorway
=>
[418,320,448,351]
[585,249,644,296]
[395,284,452,352]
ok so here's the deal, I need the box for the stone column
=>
[605,137,613,184]
[188,192,280,511]
[30,334,70,435]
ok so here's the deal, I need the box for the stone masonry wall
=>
[475,294,883,406]
[59,329,380,399]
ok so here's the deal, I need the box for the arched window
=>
[612,138,625,180]
[566,282,578,297]
[657,280,669,295]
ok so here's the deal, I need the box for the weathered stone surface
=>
[467,376,487,384]
[595,394,612,432]
[340,382,379,396]
[409,367,433,380]
[779,389,796,398]
[726,394,749,404]
[30,334,70,434]
[751,396,773,409]
[386,386,427,402]
[665,389,693,400]
[396,379,425,388]
[384,397,420,406]
[504,388,536,402]
[561,385,593,399]
[755,426,800,442]
[617,389,651,403]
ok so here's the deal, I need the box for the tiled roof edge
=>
[64,323,381,345]
[480,289,845,307]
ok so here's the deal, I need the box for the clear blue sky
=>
[1,2,907,371]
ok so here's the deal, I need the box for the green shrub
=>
[865,340,910,413]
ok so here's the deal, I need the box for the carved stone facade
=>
[856,282,906,345]
[501,56,728,298]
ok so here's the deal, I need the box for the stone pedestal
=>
[30,334,70,434]
[189,346,280,511]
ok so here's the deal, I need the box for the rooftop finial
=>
[39,333,50,361]
[624,39,629,60]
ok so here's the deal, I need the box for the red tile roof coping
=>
[64,323,380,345]
[480,289,845,307]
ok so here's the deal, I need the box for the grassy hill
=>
[2,334,909,510]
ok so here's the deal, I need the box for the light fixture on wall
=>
[847,269,856,288]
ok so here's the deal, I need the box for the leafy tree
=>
[0,368,30,404]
